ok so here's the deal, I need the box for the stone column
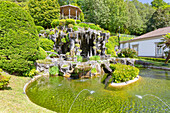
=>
[69,7,70,19]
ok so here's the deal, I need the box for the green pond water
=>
[26,68,170,113]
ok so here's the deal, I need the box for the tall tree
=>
[151,0,167,9]
[147,6,170,32]
[125,1,143,35]
[28,0,60,28]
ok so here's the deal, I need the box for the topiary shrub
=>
[49,66,59,76]
[36,26,44,33]
[0,1,39,75]
[68,24,73,28]
[110,63,139,83]
[73,26,78,31]
[51,19,60,28]
[37,47,47,60]
[0,73,11,89]
[39,38,54,51]
[59,19,66,26]
[65,19,75,25]
[76,20,81,24]
[78,23,89,30]
[89,24,101,31]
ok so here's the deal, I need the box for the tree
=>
[125,1,143,35]
[28,0,60,28]
[151,0,167,9]
[147,6,170,32]
[0,1,39,74]
[159,33,170,64]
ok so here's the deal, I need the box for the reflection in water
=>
[26,68,170,113]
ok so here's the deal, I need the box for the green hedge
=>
[110,63,139,83]
[138,57,170,63]
[65,19,75,25]
[89,24,101,31]
[39,38,54,51]
[76,20,81,24]
[59,19,66,26]
[0,1,39,74]
[0,72,11,89]
[51,19,59,28]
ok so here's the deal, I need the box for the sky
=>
[138,0,170,4]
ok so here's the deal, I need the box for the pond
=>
[26,68,170,113]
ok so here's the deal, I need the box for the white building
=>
[120,27,170,58]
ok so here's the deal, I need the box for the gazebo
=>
[60,5,82,20]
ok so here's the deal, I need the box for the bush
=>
[36,59,52,64]
[37,47,47,60]
[0,73,11,89]
[89,24,101,31]
[0,1,39,74]
[91,68,97,74]
[73,26,78,31]
[51,19,60,28]
[59,19,66,26]
[39,38,54,51]
[50,54,58,58]
[118,48,137,58]
[68,24,73,28]
[76,20,81,24]
[61,38,66,43]
[36,26,44,33]
[138,57,170,63]
[49,66,59,76]
[78,23,89,30]
[90,56,100,61]
[65,19,75,25]
[76,55,83,62]
[24,69,38,77]
[110,63,139,83]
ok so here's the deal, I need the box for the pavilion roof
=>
[60,5,82,16]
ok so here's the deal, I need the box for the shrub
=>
[76,55,83,62]
[36,59,52,64]
[40,30,46,34]
[61,38,66,43]
[138,57,170,63]
[78,23,89,29]
[90,56,100,61]
[37,47,47,60]
[76,20,81,24]
[73,26,78,31]
[24,69,38,77]
[39,38,54,51]
[65,19,75,25]
[49,66,59,76]
[0,1,39,74]
[118,48,137,58]
[36,26,44,33]
[45,29,50,35]
[51,19,60,28]
[68,24,73,28]
[110,63,139,83]
[0,73,11,89]
[49,31,55,35]
[28,0,60,28]
[91,68,97,74]
[75,44,80,48]
[50,54,58,58]
[89,24,101,31]
[59,19,66,26]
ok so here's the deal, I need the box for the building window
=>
[155,43,163,57]
[132,44,138,54]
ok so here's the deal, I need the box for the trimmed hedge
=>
[65,19,75,25]
[0,1,39,74]
[138,57,170,63]
[76,20,81,24]
[51,19,60,28]
[39,38,54,51]
[110,63,139,83]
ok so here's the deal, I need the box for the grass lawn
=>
[0,72,55,113]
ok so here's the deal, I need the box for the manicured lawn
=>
[0,72,54,113]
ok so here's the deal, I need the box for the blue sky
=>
[138,0,170,4]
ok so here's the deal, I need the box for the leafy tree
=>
[151,0,167,9]
[125,1,143,35]
[0,1,39,74]
[147,6,170,32]
[28,0,60,28]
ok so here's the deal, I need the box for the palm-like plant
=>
[159,33,170,64]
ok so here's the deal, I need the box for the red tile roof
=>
[120,26,170,43]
